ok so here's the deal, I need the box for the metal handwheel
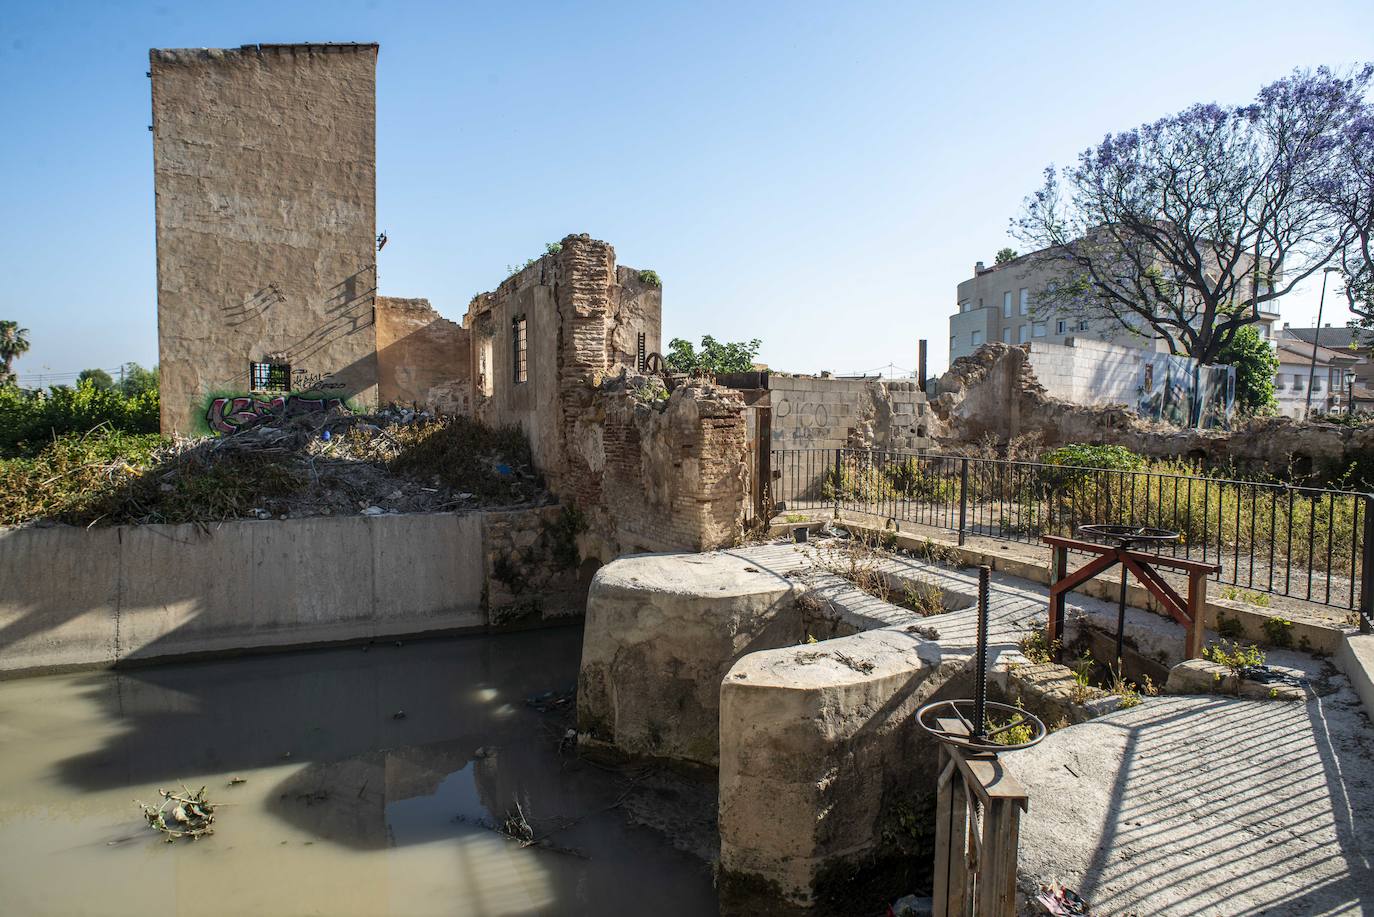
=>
[915,698,1047,752]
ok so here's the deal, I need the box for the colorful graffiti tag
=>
[204,393,348,434]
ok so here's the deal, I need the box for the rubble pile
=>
[3,405,549,528]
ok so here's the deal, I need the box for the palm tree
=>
[0,321,30,384]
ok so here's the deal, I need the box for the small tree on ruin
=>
[664,336,762,376]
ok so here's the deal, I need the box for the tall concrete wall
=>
[151,44,380,434]
[375,296,471,413]
[0,508,579,677]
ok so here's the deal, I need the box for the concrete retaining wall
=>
[0,509,562,677]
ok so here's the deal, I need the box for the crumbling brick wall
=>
[464,235,745,559]
[579,378,747,557]
[375,296,471,414]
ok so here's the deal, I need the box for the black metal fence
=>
[769,447,1374,623]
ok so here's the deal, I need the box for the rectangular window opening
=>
[512,316,528,384]
[250,360,291,392]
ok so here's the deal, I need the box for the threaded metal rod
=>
[974,564,990,740]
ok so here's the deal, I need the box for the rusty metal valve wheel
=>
[915,699,1047,752]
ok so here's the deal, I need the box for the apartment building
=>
[1273,329,1366,419]
[949,249,1280,362]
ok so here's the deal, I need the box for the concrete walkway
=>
[736,535,1374,915]
[1012,687,1374,915]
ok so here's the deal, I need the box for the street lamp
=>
[1305,266,1342,418]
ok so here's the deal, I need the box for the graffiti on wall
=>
[771,397,834,444]
[203,392,348,434]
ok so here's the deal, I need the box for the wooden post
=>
[933,747,971,917]
[1049,544,1068,647]
[1187,571,1207,660]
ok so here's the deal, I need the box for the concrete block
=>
[577,552,803,766]
[375,512,484,632]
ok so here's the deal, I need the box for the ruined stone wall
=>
[581,379,748,557]
[151,44,380,434]
[934,342,1374,480]
[463,236,740,557]
[374,296,471,414]
[465,235,663,493]
[769,375,934,452]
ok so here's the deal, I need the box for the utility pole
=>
[1306,267,1340,418]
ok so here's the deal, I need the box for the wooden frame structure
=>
[1044,535,1221,660]
[932,718,1028,917]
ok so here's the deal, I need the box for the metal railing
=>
[770,447,1374,622]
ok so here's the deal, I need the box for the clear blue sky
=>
[3,0,1370,386]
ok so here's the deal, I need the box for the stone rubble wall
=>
[933,342,1374,478]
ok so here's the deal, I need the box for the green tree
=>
[0,321,30,385]
[117,363,159,397]
[78,368,115,390]
[664,336,762,375]
[994,247,1019,265]
[1216,324,1278,415]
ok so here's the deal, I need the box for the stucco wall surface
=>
[151,44,380,433]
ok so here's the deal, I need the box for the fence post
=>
[958,457,970,547]
[833,448,843,520]
[1361,494,1374,635]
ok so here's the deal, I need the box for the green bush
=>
[1041,443,1146,473]
[0,381,160,457]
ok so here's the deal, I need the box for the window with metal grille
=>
[250,361,291,392]
[512,316,528,383]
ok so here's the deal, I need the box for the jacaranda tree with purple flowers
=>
[1014,65,1374,364]
[1324,107,1374,326]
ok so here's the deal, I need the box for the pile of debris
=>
[1,406,549,527]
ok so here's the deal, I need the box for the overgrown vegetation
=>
[0,380,159,457]
[808,528,946,616]
[638,269,662,287]
[1018,630,1060,665]
[1261,615,1294,648]
[1219,585,1271,608]
[1216,325,1279,415]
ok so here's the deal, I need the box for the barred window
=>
[512,316,528,383]
[250,361,291,392]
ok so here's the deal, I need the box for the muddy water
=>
[0,628,718,917]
